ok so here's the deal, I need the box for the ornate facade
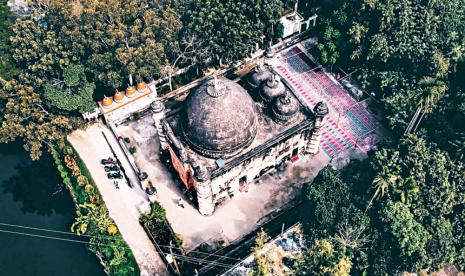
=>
[152,66,328,215]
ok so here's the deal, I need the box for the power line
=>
[0,228,124,248]
[170,254,234,269]
[0,228,236,269]
[0,221,241,260]
[0,222,123,241]
[0,226,234,266]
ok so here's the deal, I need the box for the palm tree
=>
[393,176,418,204]
[418,77,447,112]
[406,77,447,134]
[366,167,398,211]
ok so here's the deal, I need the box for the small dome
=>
[137,82,148,91]
[183,77,258,158]
[260,74,285,103]
[114,90,124,103]
[126,86,136,97]
[272,94,299,124]
[248,63,272,89]
[313,101,329,117]
[102,96,113,108]
[151,100,164,113]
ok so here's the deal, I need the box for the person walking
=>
[178,198,185,208]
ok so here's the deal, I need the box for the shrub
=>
[124,137,130,143]
[60,171,68,179]
[107,225,118,235]
[66,146,74,155]
[132,112,141,120]
[129,147,136,154]
[77,175,88,186]
[140,203,182,248]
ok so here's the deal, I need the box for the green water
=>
[0,142,105,276]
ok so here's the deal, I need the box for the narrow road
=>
[68,123,167,276]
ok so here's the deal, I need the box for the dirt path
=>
[68,123,167,276]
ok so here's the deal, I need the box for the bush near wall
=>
[140,203,182,248]
[50,140,139,276]
[140,202,196,273]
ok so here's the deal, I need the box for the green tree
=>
[0,78,74,160]
[0,0,17,79]
[72,203,114,235]
[304,166,350,229]
[250,228,272,276]
[406,76,448,133]
[315,5,349,68]
[369,167,397,203]
[381,201,429,265]
[184,0,284,64]
[10,0,182,88]
[296,239,352,276]
[43,64,96,113]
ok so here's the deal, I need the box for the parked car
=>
[138,172,148,181]
[101,157,117,165]
[107,172,123,179]
[104,165,119,172]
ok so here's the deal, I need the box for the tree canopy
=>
[43,64,95,113]
[184,0,283,63]
[0,0,17,79]
[10,0,182,88]
[0,78,75,160]
[299,135,465,274]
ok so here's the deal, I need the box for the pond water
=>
[0,142,105,276]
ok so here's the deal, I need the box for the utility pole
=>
[169,240,181,275]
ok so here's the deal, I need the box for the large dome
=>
[182,77,258,159]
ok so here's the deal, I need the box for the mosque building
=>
[151,57,328,216]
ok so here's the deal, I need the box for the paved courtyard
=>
[116,116,331,251]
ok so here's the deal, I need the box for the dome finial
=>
[206,76,226,97]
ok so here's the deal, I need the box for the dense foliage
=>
[0,0,16,79]
[10,0,182,88]
[0,79,76,160]
[43,64,96,113]
[184,0,284,64]
[140,202,182,248]
[298,135,465,274]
